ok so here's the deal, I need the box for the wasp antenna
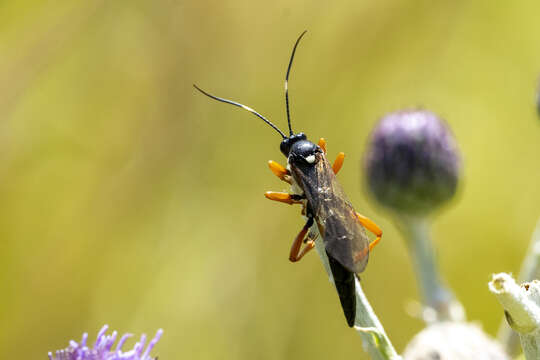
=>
[285,30,307,136]
[194,84,287,139]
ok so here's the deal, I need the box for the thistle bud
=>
[364,110,461,215]
[403,322,509,360]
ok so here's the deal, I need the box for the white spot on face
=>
[305,154,316,164]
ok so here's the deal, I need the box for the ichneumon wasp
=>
[194,31,383,327]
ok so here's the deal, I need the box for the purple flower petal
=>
[48,326,163,360]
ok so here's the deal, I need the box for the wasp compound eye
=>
[280,138,292,156]
[364,110,461,215]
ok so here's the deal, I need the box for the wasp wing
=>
[291,152,370,274]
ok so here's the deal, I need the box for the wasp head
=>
[280,133,322,166]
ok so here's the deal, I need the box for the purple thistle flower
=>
[364,110,461,215]
[48,325,163,360]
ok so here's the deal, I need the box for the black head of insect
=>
[280,132,322,168]
[194,31,322,167]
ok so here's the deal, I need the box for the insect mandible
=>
[194,31,383,327]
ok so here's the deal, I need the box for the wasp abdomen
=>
[327,252,356,327]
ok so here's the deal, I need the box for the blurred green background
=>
[2,1,540,359]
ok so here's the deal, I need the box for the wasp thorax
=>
[289,139,320,165]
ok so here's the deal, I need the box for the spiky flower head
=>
[364,110,461,215]
[48,325,163,360]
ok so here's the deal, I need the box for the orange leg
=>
[318,137,345,174]
[318,138,327,153]
[265,191,303,205]
[333,152,345,174]
[289,217,315,262]
[268,160,291,183]
[356,213,383,251]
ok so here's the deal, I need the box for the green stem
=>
[399,215,464,322]
[313,235,402,360]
